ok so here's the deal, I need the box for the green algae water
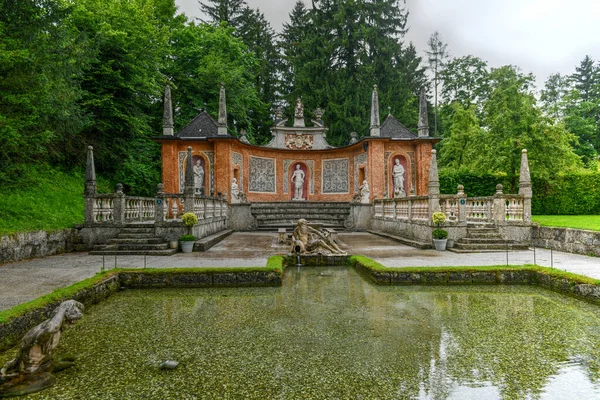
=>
[3,267,600,399]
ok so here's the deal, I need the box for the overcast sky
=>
[175,0,600,90]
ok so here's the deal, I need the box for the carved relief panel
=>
[249,156,276,193]
[322,158,349,194]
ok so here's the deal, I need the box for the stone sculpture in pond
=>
[291,219,347,255]
[0,300,84,398]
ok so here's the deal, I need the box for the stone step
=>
[123,223,156,228]
[108,238,164,245]
[459,237,507,244]
[113,243,170,251]
[117,233,156,239]
[251,202,351,209]
[367,230,433,250]
[194,229,234,251]
[255,215,347,222]
[89,249,178,256]
[256,223,346,231]
[119,227,155,234]
[252,210,349,218]
[467,231,501,237]
[452,242,530,251]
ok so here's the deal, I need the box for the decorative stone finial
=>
[349,132,358,145]
[418,87,429,137]
[239,129,250,144]
[163,84,174,136]
[156,183,164,194]
[84,146,96,196]
[116,183,123,194]
[496,184,504,195]
[274,106,283,122]
[218,83,227,135]
[370,84,380,137]
[313,108,323,121]
[519,148,532,197]
[457,184,465,195]
[293,98,305,127]
[428,149,440,195]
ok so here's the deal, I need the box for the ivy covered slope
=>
[0,166,112,236]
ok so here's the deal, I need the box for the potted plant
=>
[431,211,448,251]
[180,212,198,253]
[179,234,197,253]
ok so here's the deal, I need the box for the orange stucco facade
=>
[158,137,436,203]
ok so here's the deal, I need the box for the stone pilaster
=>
[457,185,467,223]
[113,183,125,225]
[369,84,380,137]
[493,184,507,224]
[155,183,165,223]
[418,87,430,137]
[84,146,97,226]
[218,83,227,136]
[184,147,195,213]
[163,84,174,136]
[518,149,532,223]
[428,149,441,214]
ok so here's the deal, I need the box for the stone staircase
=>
[89,224,177,256]
[449,223,530,253]
[251,202,351,231]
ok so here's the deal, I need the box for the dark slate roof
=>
[176,111,219,138]
[380,115,418,139]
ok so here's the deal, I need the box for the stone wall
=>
[0,229,82,264]
[160,138,434,204]
[532,226,600,257]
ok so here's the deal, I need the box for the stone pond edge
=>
[3,254,600,351]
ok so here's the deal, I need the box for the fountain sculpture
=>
[0,300,84,398]
[291,219,347,255]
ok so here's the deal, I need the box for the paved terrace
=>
[1,232,599,311]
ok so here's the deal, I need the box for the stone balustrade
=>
[86,185,227,226]
[373,185,528,226]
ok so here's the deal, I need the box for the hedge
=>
[439,170,600,215]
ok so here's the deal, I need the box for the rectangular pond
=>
[3,267,600,399]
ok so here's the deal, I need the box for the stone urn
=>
[433,239,447,251]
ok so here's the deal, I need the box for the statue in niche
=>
[231,177,239,203]
[291,164,306,201]
[360,180,370,204]
[294,98,304,119]
[291,219,346,255]
[0,300,84,397]
[392,158,406,198]
[194,160,204,194]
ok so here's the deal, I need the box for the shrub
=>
[179,234,197,242]
[432,229,448,239]
[432,211,447,225]
[181,212,198,227]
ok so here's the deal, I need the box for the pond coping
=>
[2,254,600,351]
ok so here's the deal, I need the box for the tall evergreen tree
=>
[572,55,599,103]
[426,31,449,137]
[199,0,247,28]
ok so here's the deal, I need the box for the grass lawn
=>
[0,166,112,236]
[532,215,600,231]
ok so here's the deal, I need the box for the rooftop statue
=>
[0,300,84,397]
[291,219,346,255]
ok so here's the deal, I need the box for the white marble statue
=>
[194,160,204,194]
[291,164,305,200]
[360,180,370,204]
[393,159,405,197]
[231,178,239,203]
[294,98,304,119]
